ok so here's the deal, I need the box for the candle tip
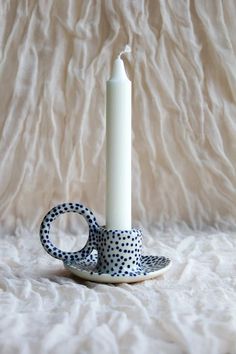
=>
[117,45,131,59]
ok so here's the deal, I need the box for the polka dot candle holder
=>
[40,203,171,283]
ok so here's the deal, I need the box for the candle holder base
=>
[40,202,172,284]
[64,250,171,284]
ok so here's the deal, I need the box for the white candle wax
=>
[106,55,132,230]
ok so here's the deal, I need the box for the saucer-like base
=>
[64,251,171,284]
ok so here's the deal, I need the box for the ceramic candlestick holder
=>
[39,203,171,283]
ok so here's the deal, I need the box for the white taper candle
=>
[106,50,132,230]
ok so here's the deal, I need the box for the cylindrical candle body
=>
[106,58,132,230]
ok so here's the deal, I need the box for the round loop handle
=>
[40,203,99,263]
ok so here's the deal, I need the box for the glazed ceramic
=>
[39,203,171,283]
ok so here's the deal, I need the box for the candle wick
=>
[117,45,131,59]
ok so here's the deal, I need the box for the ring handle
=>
[40,203,99,263]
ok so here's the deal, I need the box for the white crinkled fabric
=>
[0,1,236,353]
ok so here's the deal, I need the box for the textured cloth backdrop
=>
[0,1,236,354]
[0,0,235,231]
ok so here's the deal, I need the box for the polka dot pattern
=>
[40,202,171,280]
[39,203,99,262]
[66,250,171,280]
[95,227,143,276]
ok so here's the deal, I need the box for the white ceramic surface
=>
[64,251,172,284]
